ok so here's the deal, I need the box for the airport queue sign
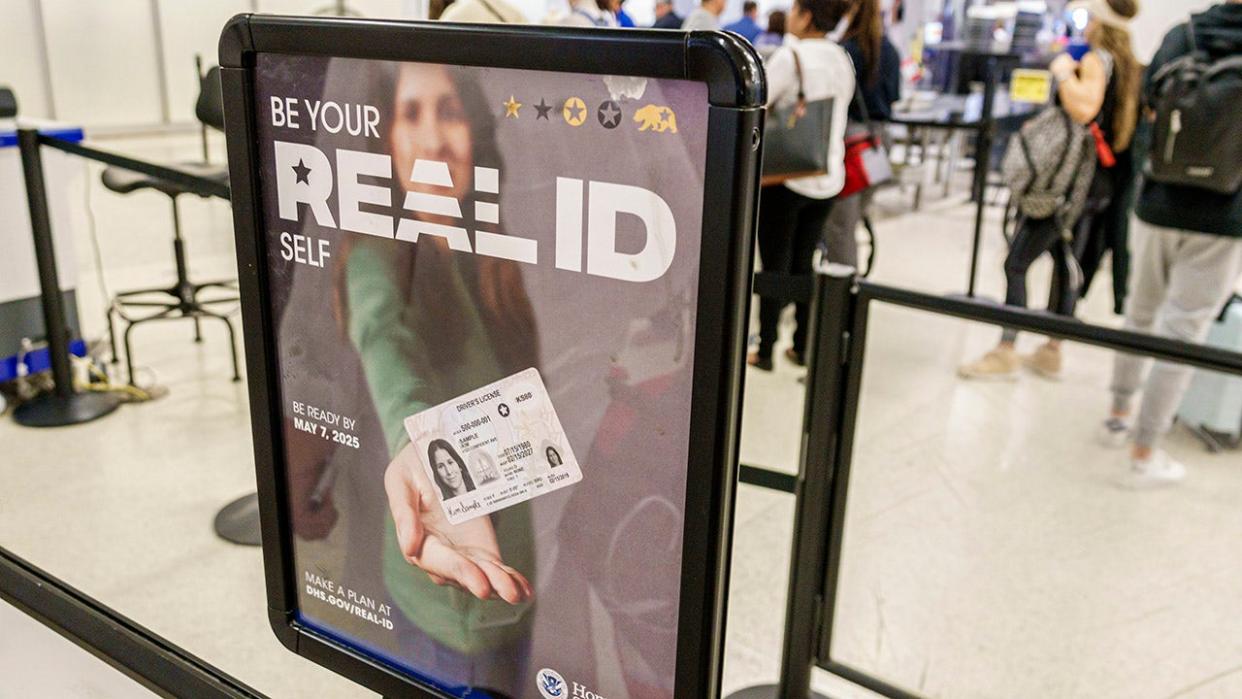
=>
[220,14,763,699]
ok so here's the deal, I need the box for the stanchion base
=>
[13,391,121,428]
[725,685,831,699]
[213,492,262,547]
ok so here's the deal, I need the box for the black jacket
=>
[1136,3,1242,238]
[842,36,902,122]
[652,11,683,29]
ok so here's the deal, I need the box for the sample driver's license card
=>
[404,368,583,525]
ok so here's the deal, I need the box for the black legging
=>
[1076,152,1133,315]
[755,185,835,360]
[1001,215,1078,343]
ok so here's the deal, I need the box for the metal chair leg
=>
[106,303,120,365]
[123,319,138,387]
[194,316,203,343]
[202,310,242,382]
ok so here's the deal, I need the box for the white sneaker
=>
[1116,450,1186,490]
[1096,417,1131,449]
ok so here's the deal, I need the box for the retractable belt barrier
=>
[3,129,268,698]
[40,135,232,200]
[15,130,259,544]
[9,130,231,429]
[733,267,1242,699]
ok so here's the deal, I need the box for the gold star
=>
[562,97,587,126]
[503,95,522,118]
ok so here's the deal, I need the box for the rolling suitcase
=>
[1178,294,1242,450]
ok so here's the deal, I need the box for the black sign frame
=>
[218,14,764,699]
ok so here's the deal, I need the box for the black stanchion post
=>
[967,56,999,298]
[12,128,121,428]
[214,492,261,546]
[729,264,856,699]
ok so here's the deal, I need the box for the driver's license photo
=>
[403,368,583,525]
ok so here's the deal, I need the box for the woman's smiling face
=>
[433,447,464,491]
[389,63,475,209]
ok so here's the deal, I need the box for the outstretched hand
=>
[384,443,533,604]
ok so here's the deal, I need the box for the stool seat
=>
[100,158,239,385]
[101,161,229,198]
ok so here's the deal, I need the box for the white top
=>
[764,36,856,199]
[681,7,720,31]
[560,0,618,26]
[439,0,526,22]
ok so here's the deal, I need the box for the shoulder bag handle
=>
[787,47,808,127]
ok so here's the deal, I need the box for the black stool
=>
[102,165,240,384]
[102,65,240,385]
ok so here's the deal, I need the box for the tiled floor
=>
[2,131,1241,698]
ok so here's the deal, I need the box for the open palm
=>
[384,442,532,604]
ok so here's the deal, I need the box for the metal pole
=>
[30,0,57,119]
[12,128,120,427]
[195,54,210,164]
[149,0,171,125]
[19,128,73,399]
[727,264,856,699]
[967,56,999,297]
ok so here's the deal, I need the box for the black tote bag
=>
[761,48,833,186]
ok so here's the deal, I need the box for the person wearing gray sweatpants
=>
[1100,2,1242,487]
[1104,221,1242,484]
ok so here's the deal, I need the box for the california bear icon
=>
[633,105,678,133]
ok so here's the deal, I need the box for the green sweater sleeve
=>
[349,245,537,654]
[346,244,426,457]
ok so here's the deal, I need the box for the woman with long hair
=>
[1068,0,1142,319]
[831,0,900,121]
[820,0,901,268]
[959,0,1141,381]
[328,58,538,688]
[755,9,788,54]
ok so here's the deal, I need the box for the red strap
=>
[1090,123,1116,168]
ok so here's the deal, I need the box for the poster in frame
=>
[219,14,764,699]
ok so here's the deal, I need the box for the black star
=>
[292,159,311,185]
[598,100,622,129]
[535,98,553,120]
[498,403,511,417]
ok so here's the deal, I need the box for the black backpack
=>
[1146,19,1242,194]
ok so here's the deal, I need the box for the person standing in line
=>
[1028,0,1143,374]
[1100,0,1242,487]
[958,0,1139,380]
[557,0,619,26]
[615,0,636,26]
[682,0,725,30]
[755,10,788,52]
[724,1,765,42]
[1070,0,1145,322]
[748,0,856,371]
[438,0,526,22]
[818,0,901,268]
[652,0,684,28]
